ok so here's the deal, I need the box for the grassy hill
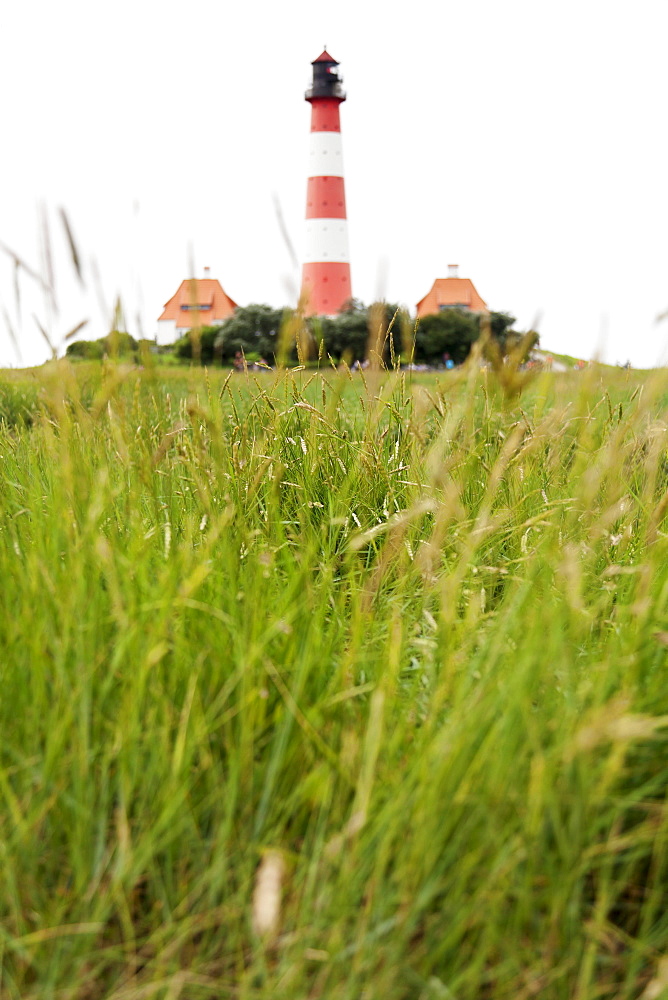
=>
[0,357,667,999]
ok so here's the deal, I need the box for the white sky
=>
[1,0,667,369]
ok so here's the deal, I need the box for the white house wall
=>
[156,320,178,346]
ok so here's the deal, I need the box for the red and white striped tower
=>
[301,50,351,316]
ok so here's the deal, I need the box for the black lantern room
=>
[305,50,346,103]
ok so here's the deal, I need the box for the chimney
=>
[448,264,459,278]
[203,266,211,278]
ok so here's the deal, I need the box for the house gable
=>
[416,276,488,318]
[158,278,238,329]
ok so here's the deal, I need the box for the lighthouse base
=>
[301,262,352,317]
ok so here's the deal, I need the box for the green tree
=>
[214,305,285,363]
[316,301,368,362]
[314,301,405,365]
[413,310,530,365]
[174,326,223,365]
[487,312,518,351]
[415,309,480,364]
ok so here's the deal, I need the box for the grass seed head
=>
[252,849,285,939]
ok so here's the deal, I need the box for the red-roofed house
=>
[416,265,488,318]
[157,268,238,344]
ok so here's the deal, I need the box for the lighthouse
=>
[301,50,352,316]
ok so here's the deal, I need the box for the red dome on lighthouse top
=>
[312,49,338,64]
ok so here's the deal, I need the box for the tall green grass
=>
[0,357,667,999]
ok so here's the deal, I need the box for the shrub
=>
[66,332,140,362]
[65,340,105,361]
[103,330,138,357]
